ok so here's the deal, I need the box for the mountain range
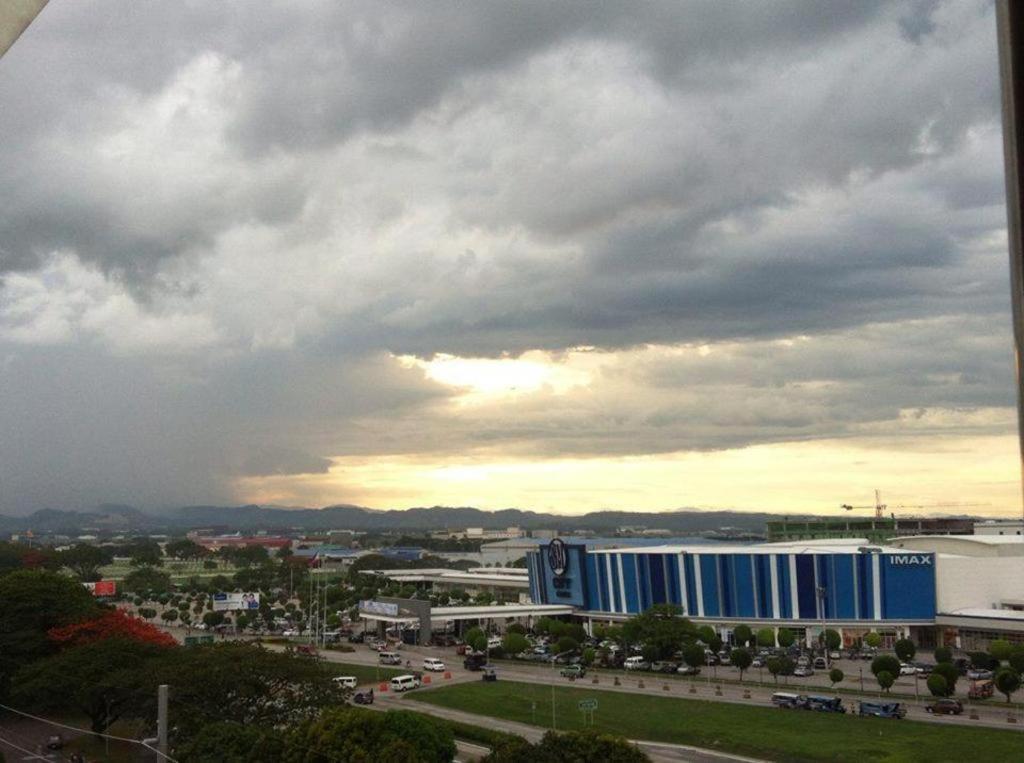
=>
[0,503,804,535]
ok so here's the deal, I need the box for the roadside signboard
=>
[83,580,117,597]
[578,699,598,711]
[212,592,260,611]
[359,600,399,617]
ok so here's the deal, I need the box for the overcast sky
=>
[0,1,1019,516]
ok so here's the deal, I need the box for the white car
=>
[487,637,502,649]
[390,674,421,692]
[899,664,917,676]
[423,658,446,672]
[281,629,298,637]
[334,676,358,690]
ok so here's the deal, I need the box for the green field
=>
[325,661,406,685]
[410,680,1024,762]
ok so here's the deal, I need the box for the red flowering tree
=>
[48,608,178,649]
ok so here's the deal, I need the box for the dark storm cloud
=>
[0,1,1015,512]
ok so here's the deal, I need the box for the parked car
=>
[46,735,63,751]
[793,666,814,677]
[347,632,365,643]
[423,658,446,672]
[858,701,906,719]
[796,655,810,667]
[389,675,420,692]
[813,657,827,670]
[487,636,502,650]
[677,665,701,676]
[805,696,845,713]
[717,651,732,666]
[652,661,678,673]
[828,651,841,660]
[899,663,917,676]
[771,692,807,709]
[560,664,586,678]
[914,663,934,676]
[352,689,374,705]
[926,698,963,715]
[624,656,649,671]
[751,657,765,668]
[967,668,994,681]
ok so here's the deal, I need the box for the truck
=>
[463,652,487,671]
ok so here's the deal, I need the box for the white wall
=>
[936,556,1024,611]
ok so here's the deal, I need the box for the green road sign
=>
[578,698,598,711]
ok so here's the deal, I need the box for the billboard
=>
[83,580,117,597]
[359,600,399,617]
[213,592,261,611]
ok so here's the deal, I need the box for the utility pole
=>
[157,684,168,761]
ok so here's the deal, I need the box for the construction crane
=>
[839,489,985,519]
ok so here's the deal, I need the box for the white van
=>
[624,656,648,671]
[389,674,420,692]
[333,676,358,690]
[379,651,403,665]
[423,658,446,672]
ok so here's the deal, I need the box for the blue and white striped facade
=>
[526,542,937,624]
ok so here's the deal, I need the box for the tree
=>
[48,609,177,649]
[733,625,752,647]
[933,646,952,664]
[927,674,949,698]
[123,566,172,596]
[731,648,752,680]
[969,651,998,670]
[0,570,98,672]
[696,625,716,645]
[1010,648,1024,674]
[823,629,841,652]
[128,540,164,568]
[776,627,795,649]
[828,668,844,687]
[767,657,794,685]
[756,628,775,649]
[876,670,895,693]
[507,623,526,635]
[863,632,882,649]
[161,609,179,624]
[58,544,112,582]
[203,611,225,629]
[990,640,1013,663]
[11,638,166,735]
[894,638,916,663]
[682,643,705,671]
[135,642,348,743]
[581,647,596,666]
[464,627,487,652]
[621,605,696,660]
[932,662,959,696]
[870,655,901,679]
[177,722,284,762]
[502,632,530,656]
[556,636,579,656]
[995,668,1022,703]
[284,708,455,762]
[485,729,647,763]
[165,539,207,561]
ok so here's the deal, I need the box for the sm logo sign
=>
[889,554,933,566]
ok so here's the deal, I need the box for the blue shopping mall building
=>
[525,538,957,646]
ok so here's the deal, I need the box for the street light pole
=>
[816,586,829,669]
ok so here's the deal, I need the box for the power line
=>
[0,703,177,762]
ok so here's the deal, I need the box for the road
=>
[301,639,1024,732]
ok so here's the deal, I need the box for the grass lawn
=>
[325,661,406,685]
[410,680,1024,762]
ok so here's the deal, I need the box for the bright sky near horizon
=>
[1,2,1022,517]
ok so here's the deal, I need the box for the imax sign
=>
[889,554,933,566]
